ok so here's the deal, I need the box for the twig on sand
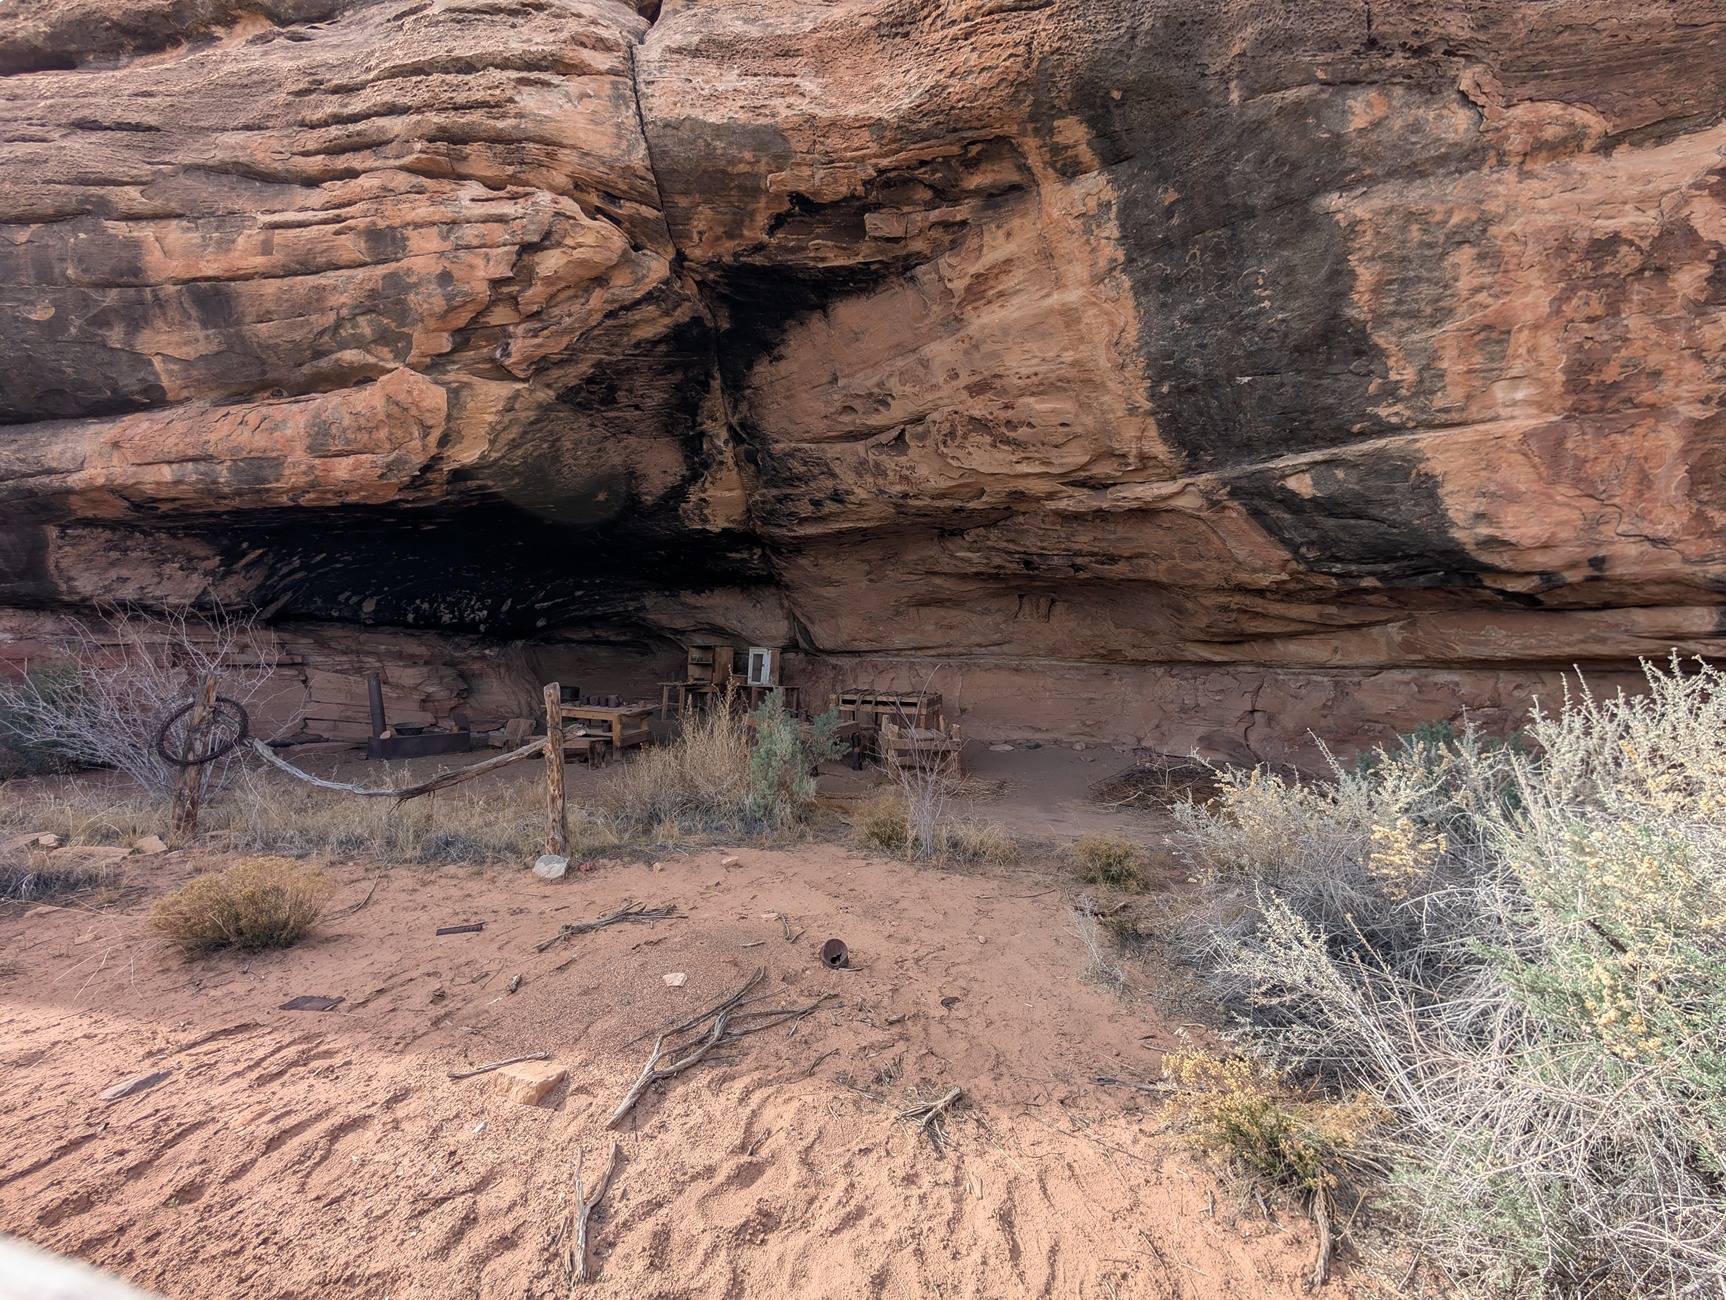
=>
[609,968,835,1127]
[561,1140,623,1286]
[329,877,383,919]
[535,901,684,953]
[1094,1074,1176,1095]
[898,1086,963,1151]
[448,1051,550,1081]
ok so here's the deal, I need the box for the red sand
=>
[0,845,1334,1298]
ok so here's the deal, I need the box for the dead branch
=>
[1309,1185,1334,1290]
[609,970,834,1127]
[447,1051,550,1081]
[1094,1074,1177,1095]
[248,735,547,803]
[562,1140,623,1286]
[898,1086,963,1151]
[534,902,685,954]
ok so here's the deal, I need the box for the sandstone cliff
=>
[2,0,1723,757]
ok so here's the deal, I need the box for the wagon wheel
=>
[153,696,250,767]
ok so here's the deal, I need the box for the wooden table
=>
[559,702,655,754]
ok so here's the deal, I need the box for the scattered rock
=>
[32,833,60,849]
[497,1060,566,1106]
[720,855,740,868]
[131,835,169,855]
[280,995,343,1012]
[663,972,687,987]
[506,974,523,994]
[100,1070,170,1102]
[940,996,961,1010]
[532,854,569,880]
[57,846,132,872]
[988,743,1014,752]
[1073,742,1087,751]
[1021,741,1041,750]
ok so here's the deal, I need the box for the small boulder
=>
[719,855,740,868]
[532,854,568,881]
[662,972,687,988]
[1021,740,1041,750]
[31,833,60,849]
[132,835,169,855]
[497,1060,566,1106]
[988,743,1013,752]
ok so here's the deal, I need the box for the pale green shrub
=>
[1174,658,1726,1299]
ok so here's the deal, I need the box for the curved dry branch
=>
[247,736,546,803]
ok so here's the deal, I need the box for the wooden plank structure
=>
[659,643,740,717]
[557,696,655,767]
[879,717,965,777]
[832,689,944,760]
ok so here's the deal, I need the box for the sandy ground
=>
[0,843,1332,1299]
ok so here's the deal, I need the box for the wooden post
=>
[543,682,567,858]
[170,676,218,847]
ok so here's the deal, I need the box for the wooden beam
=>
[248,735,546,801]
[544,682,568,858]
[169,677,217,846]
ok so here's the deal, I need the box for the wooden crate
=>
[879,718,964,777]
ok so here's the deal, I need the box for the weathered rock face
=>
[2,0,1724,759]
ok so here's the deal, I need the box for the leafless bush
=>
[0,604,297,799]
[1173,659,1726,1299]
[884,736,959,861]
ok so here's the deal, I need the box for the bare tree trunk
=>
[169,676,217,846]
[544,682,567,857]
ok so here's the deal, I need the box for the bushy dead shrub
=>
[1173,658,1726,1299]
[1069,834,1146,890]
[150,857,332,955]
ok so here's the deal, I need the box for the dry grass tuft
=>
[596,702,752,837]
[0,850,121,903]
[151,857,332,955]
[1069,834,1147,890]
[850,793,1017,866]
[853,792,910,855]
[1070,894,1128,991]
[211,768,553,863]
[0,782,163,847]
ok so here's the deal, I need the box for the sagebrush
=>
[151,857,332,955]
[1172,658,1726,1299]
